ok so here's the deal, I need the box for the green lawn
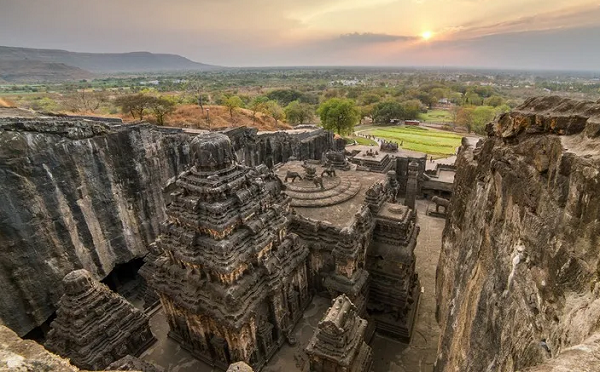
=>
[348,136,378,146]
[366,126,462,157]
[418,109,453,123]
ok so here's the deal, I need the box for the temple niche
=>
[44,269,156,371]
[144,133,310,370]
[305,295,373,372]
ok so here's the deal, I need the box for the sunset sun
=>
[422,31,433,41]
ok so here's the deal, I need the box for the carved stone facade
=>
[44,269,156,370]
[289,208,372,316]
[144,133,311,370]
[404,160,420,209]
[285,164,420,343]
[367,203,420,341]
[305,295,373,372]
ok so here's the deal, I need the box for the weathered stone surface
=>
[520,332,600,372]
[435,97,600,371]
[45,269,155,370]
[305,295,373,372]
[107,355,165,372]
[0,324,81,372]
[226,361,255,372]
[0,119,192,337]
[0,117,337,338]
[145,134,311,371]
[224,126,335,167]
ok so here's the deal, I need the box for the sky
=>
[1,0,600,70]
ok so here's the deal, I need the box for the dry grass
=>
[164,105,291,131]
[0,98,15,107]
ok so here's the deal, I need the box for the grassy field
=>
[366,126,462,157]
[418,109,453,123]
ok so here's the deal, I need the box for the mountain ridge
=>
[0,45,217,74]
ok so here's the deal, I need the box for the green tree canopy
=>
[149,96,177,125]
[249,96,269,123]
[114,93,155,120]
[284,100,315,125]
[265,100,285,125]
[318,98,360,135]
[372,100,405,124]
[484,95,504,107]
[471,106,496,134]
[401,99,423,120]
[224,95,244,119]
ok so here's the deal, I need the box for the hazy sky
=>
[1,0,600,70]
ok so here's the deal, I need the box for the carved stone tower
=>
[305,295,373,372]
[45,269,155,370]
[144,133,310,370]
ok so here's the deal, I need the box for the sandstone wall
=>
[435,97,600,371]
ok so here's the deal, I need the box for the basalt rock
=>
[0,117,337,338]
[435,96,600,371]
[144,134,311,371]
[45,269,155,370]
[0,118,191,337]
[305,295,373,372]
[223,126,335,167]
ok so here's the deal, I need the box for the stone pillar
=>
[405,160,419,210]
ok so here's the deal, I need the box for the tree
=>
[318,98,360,135]
[358,93,381,106]
[114,94,155,120]
[149,96,176,126]
[372,100,405,124]
[456,107,474,133]
[266,89,304,106]
[249,96,269,123]
[187,80,206,111]
[265,100,285,126]
[464,91,483,106]
[284,101,315,124]
[359,105,375,125]
[401,99,423,120]
[224,96,244,119]
[471,106,496,134]
[484,95,504,107]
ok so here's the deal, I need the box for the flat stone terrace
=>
[276,162,386,228]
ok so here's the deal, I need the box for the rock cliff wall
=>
[435,97,600,371]
[224,126,335,167]
[0,118,336,337]
[0,119,192,336]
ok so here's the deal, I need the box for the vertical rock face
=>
[224,126,335,167]
[435,97,600,371]
[0,119,191,337]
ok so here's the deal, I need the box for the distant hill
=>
[0,60,93,83]
[0,46,217,74]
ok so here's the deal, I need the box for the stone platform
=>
[282,174,362,207]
